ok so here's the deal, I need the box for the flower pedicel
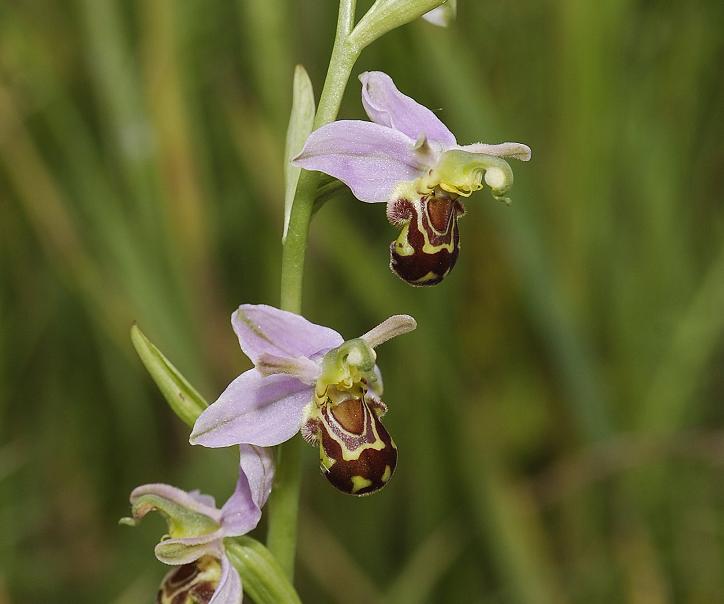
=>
[190,305,416,496]
[294,71,531,286]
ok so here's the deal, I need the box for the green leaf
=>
[225,536,303,604]
[130,324,208,428]
[283,64,315,242]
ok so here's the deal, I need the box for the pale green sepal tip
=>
[349,0,447,50]
[130,324,208,428]
[128,492,220,539]
[283,64,316,243]
[225,537,302,604]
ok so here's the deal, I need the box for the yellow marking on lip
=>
[381,465,392,483]
[319,445,336,471]
[419,203,456,254]
[351,475,373,494]
[412,271,441,284]
[394,224,415,256]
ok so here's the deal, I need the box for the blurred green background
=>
[1,0,723,602]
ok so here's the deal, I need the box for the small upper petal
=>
[154,531,224,565]
[210,556,243,604]
[232,304,343,365]
[293,120,426,203]
[457,142,532,161]
[220,445,275,536]
[255,352,321,384]
[360,71,457,147]
[190,369,313,448]
[360,314,417,349]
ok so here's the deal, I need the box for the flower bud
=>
[387,189,465,286]
[157,556,221,604]
[316,396,397,496]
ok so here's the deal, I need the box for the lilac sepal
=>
[360,71,456,146]
[232,304,343,363]
[221,445,274,534]
[211,556,243,604]
[190,370,314,448]
[292,120,425,203]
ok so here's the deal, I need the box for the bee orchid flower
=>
[293,71,531,286]
[121,446,274,604]
[190,304,416,496]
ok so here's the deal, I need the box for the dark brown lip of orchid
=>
[388,191,465,287]
[318,397,397,496]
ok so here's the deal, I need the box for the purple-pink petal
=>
[238,445,274,513]
[293,120,426,203]
[232,304,343,364]
[360,71,457,146]
[210,556,243,604]
[190,369,313,448]
[220,445,274,536]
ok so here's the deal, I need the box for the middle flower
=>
[190,305,416,496]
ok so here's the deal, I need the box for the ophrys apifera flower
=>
[293,71,531,286]
[190,305,416,496]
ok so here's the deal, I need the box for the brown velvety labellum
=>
[389,192,464,286]
[158,556,219,604]
[319,397,397,496]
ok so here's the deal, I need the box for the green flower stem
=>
[268,0,360,579]
[225,537,302,604]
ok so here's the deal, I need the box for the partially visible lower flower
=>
[293,71,531,286]
[190,304,416,496]
[121,446,274,604]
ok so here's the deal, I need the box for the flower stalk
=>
[270,0,361,577]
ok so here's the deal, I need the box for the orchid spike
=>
[190,304,417,496]
[293,71,531,286]
[121,446,274,603]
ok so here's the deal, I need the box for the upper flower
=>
[292,72,530,286]
[121,446,273,604]
[294,70,530,204]
[190,304,416,495]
